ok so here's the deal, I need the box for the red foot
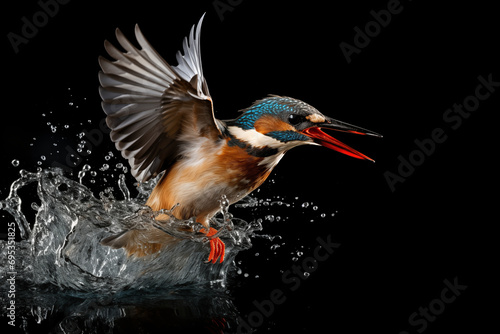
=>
[200,227,225,264]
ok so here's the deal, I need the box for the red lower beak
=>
[301,127,376,162]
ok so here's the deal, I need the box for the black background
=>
[1,0,498,333]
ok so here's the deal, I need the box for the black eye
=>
[288,114,305,125]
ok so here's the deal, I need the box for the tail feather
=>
[101,229,167,258]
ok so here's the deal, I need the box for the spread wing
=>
[98,14,223,182]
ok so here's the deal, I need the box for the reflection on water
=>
[4,285,237,333]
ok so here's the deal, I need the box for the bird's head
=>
[227,96,382,161]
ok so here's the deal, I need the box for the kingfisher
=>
[98,15,381,264]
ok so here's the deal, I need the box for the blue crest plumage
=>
[235,96,301,130]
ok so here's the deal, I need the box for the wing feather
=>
[98,14,223,182]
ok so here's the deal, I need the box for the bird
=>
[97,14,381,264]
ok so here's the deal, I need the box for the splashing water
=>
[0,167,261,293]
[0,166,338,333]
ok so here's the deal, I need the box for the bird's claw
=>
[200,227,225,264]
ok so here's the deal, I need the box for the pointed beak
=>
[301,117,382,162]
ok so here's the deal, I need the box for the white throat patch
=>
[228,126,283,149]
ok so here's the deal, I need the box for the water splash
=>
[0,167,261,292]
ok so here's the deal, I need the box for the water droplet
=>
[116,163,123,169]
[90,171,97,177]
[64,124,69,129]
[82,164,91,172]
[320,213,326,218]
[78,171,85,183]
[301,202,309,208]
[312,206,318,211]
[303,272,310,277]
[68,102,74,106]
[219,196,229,208]
[11,159,19,167]
[40,155,46,161]
[118,174,131,201]
[105,155,111,161]
[51,125,57,133]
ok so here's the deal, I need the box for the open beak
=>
[301,117,382,162]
